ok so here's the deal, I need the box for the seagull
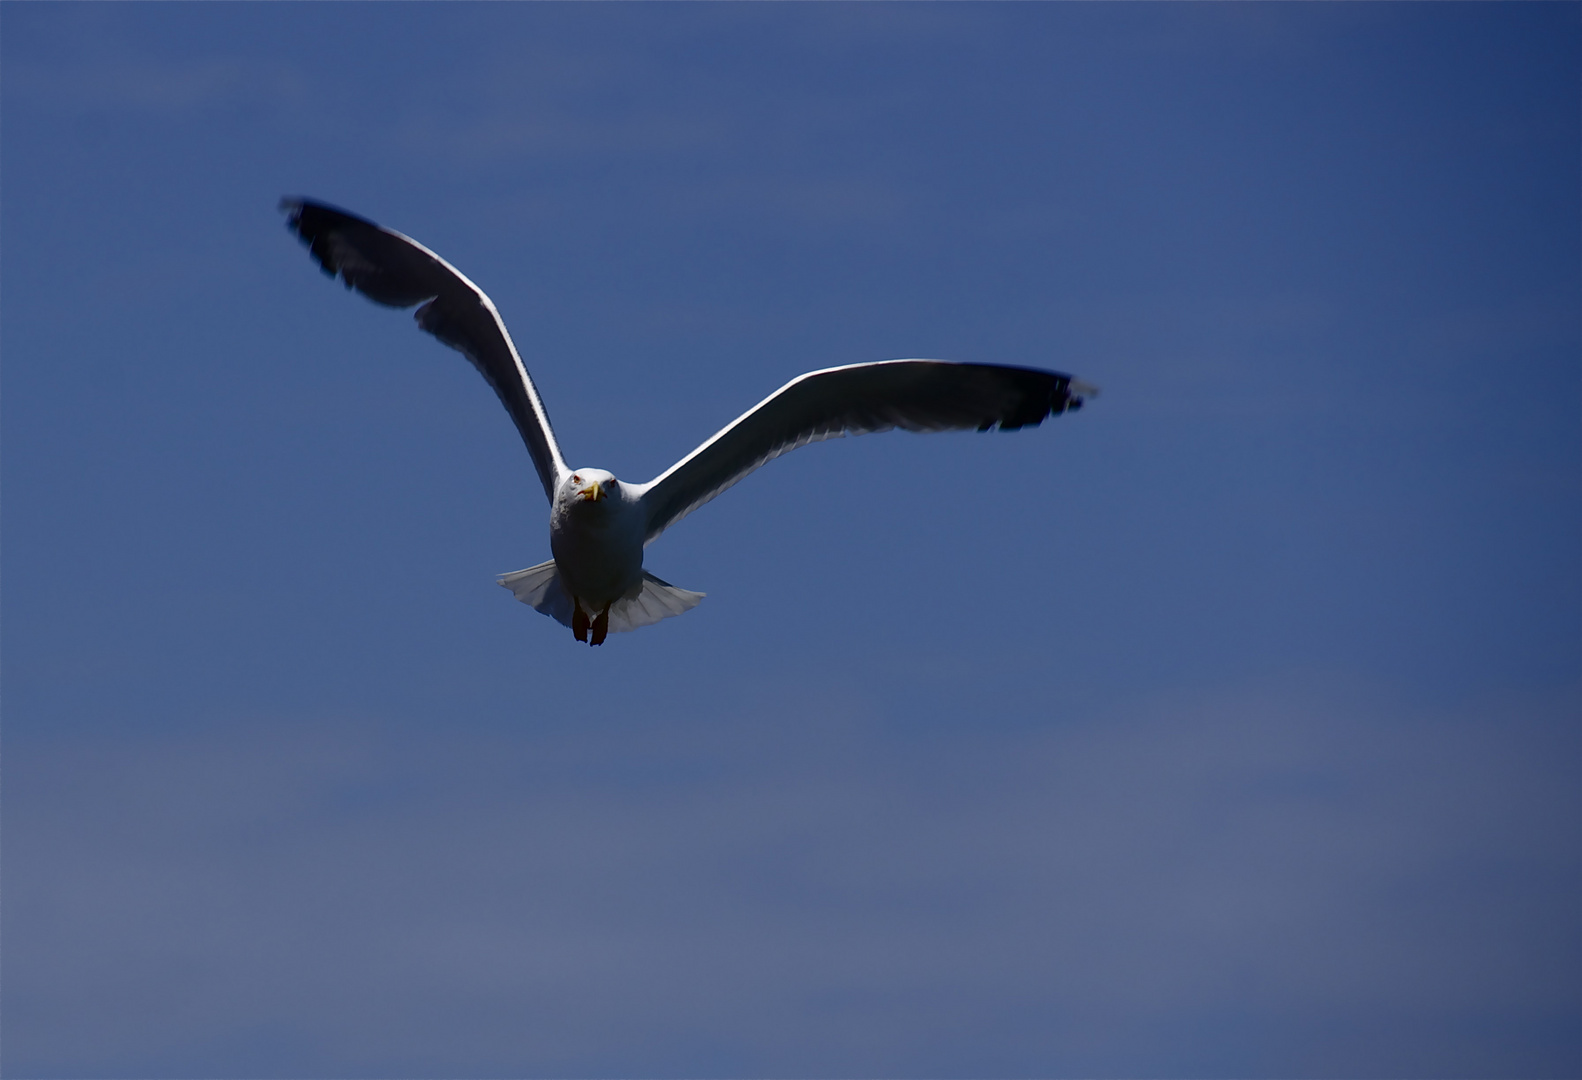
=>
[281,198,1098,645]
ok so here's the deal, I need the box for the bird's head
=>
[559,469,620,510]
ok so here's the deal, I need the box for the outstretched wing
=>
[636,359,1096,543]
[280,198,568,502]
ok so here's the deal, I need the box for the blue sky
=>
[2,4,1578,1077]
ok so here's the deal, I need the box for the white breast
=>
[549,489,647,610]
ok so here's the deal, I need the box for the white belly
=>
[550,498,645,610]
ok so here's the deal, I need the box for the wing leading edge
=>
[636,360,1096,543]
[280,198,568,502]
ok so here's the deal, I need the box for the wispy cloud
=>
[8,677,1577,1076]
[7,56,309,117]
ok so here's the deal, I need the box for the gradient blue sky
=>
[3,4,1578,1077]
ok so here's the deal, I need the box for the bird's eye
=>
[572,474,581,483]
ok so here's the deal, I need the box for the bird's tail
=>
[609,571,705,633]
[498,560,576,627]
[498,560,704,633]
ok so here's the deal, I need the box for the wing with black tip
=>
[280,198,568,501]
[637,359,1096,543]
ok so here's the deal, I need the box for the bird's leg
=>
[590,606,610,647]
[572,599,589,643]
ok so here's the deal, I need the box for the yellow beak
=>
[579,480,605,502]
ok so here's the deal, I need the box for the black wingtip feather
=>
[279,196,378,233]
[988,369,1072,431]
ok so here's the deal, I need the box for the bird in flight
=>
[281,199,1098,645]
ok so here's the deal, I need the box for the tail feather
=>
[498,560,703,634]
[498,559,576,628]
[608,572,705,633]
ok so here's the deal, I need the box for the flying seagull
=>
[281,198,1098,645]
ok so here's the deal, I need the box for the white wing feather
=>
[634,359,1093,543]
[281,198,569,502]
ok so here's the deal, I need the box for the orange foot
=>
[590,606,610,647]
[572,601,589,643]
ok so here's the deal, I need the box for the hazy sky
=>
[3,4,1578,1077]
